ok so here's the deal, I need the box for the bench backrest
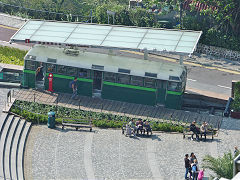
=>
[62,118,92,125]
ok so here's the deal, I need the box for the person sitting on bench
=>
[136,119,143,134]
[200,121,209,140]
[190,121,200,140]
[128,120,136,136]
[143,121,152,135]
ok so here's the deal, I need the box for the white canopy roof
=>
[11,20,202,55]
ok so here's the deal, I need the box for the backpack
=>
[192,164,197,172]
[69,81,73,88]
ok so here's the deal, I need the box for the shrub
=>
[231,82,240,112]
[11,100,183,132]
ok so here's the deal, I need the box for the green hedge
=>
[11,100,184,133]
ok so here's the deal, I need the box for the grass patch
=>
[0,46,27,66]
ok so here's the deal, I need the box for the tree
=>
[195,0,240,36]
[202,152,234,179]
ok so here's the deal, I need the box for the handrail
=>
[224,97,233,117]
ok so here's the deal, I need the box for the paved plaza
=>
[0,88,239,180]
[23,117,240,180]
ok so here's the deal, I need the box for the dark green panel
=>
[77,81,93,96]
[165,94,183,109]
[156,88,166,104]
[45,77,92,96]
[102,84,156,106]
[23,72,35,88]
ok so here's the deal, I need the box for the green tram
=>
[22,45,187,109]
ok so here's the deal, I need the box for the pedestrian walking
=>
[70,77,78,99]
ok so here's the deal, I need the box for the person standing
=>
[184,154,191,180]
[198,168,205,180]
[36,62,44,81]
[70,77,78,99]
[191,159,199,180]
[234,146,239,157]
[190,152,197,164]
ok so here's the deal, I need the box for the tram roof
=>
[26,45,185,81]
[11,20,202,55]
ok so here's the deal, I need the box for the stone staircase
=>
[0,113,31,180]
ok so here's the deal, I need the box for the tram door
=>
[35,62,45,90]
[93,70,103,97]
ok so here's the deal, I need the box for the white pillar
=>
[179,55,183,65]
[144,48,148,60]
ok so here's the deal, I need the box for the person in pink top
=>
[198,168,204,180]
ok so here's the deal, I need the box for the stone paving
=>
[23,116,240,180]
[1,87,239,180]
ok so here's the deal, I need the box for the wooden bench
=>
[200,130,214,140]
[62,118,92,132]
[183,127,215,140]
[183,127,194,139]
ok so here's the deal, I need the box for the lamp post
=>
[107,10,116,24]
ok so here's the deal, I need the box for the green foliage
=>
[202,151,234,179]
[0,46,26,66]
[11,100,183,132]
[93,119,124,128]
[152,121,184,133]
[183,0,240,51]
[231,82,240,112]
[11,105,48,123]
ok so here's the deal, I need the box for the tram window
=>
[168,81,181,92]
[145,78,156,88]
[169,76,180,81]
[57,65,67,74]
[46,64,56,73]
[25,60,36,70]
[67,67,77,76]
[117,74,130,84]
[104,72,116,82]
[78,68,90,78]
[25,55,36,60]
[131,76,143,86]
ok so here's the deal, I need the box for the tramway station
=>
[10,20,202,109]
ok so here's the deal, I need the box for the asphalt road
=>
[1,25,240,100]
[0,25,16,41]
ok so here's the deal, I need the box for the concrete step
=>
[10,120,25,180]
[17,122,31,180]
[0,115,14,179]
[4,117,20,180]
[0,113,8,136]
